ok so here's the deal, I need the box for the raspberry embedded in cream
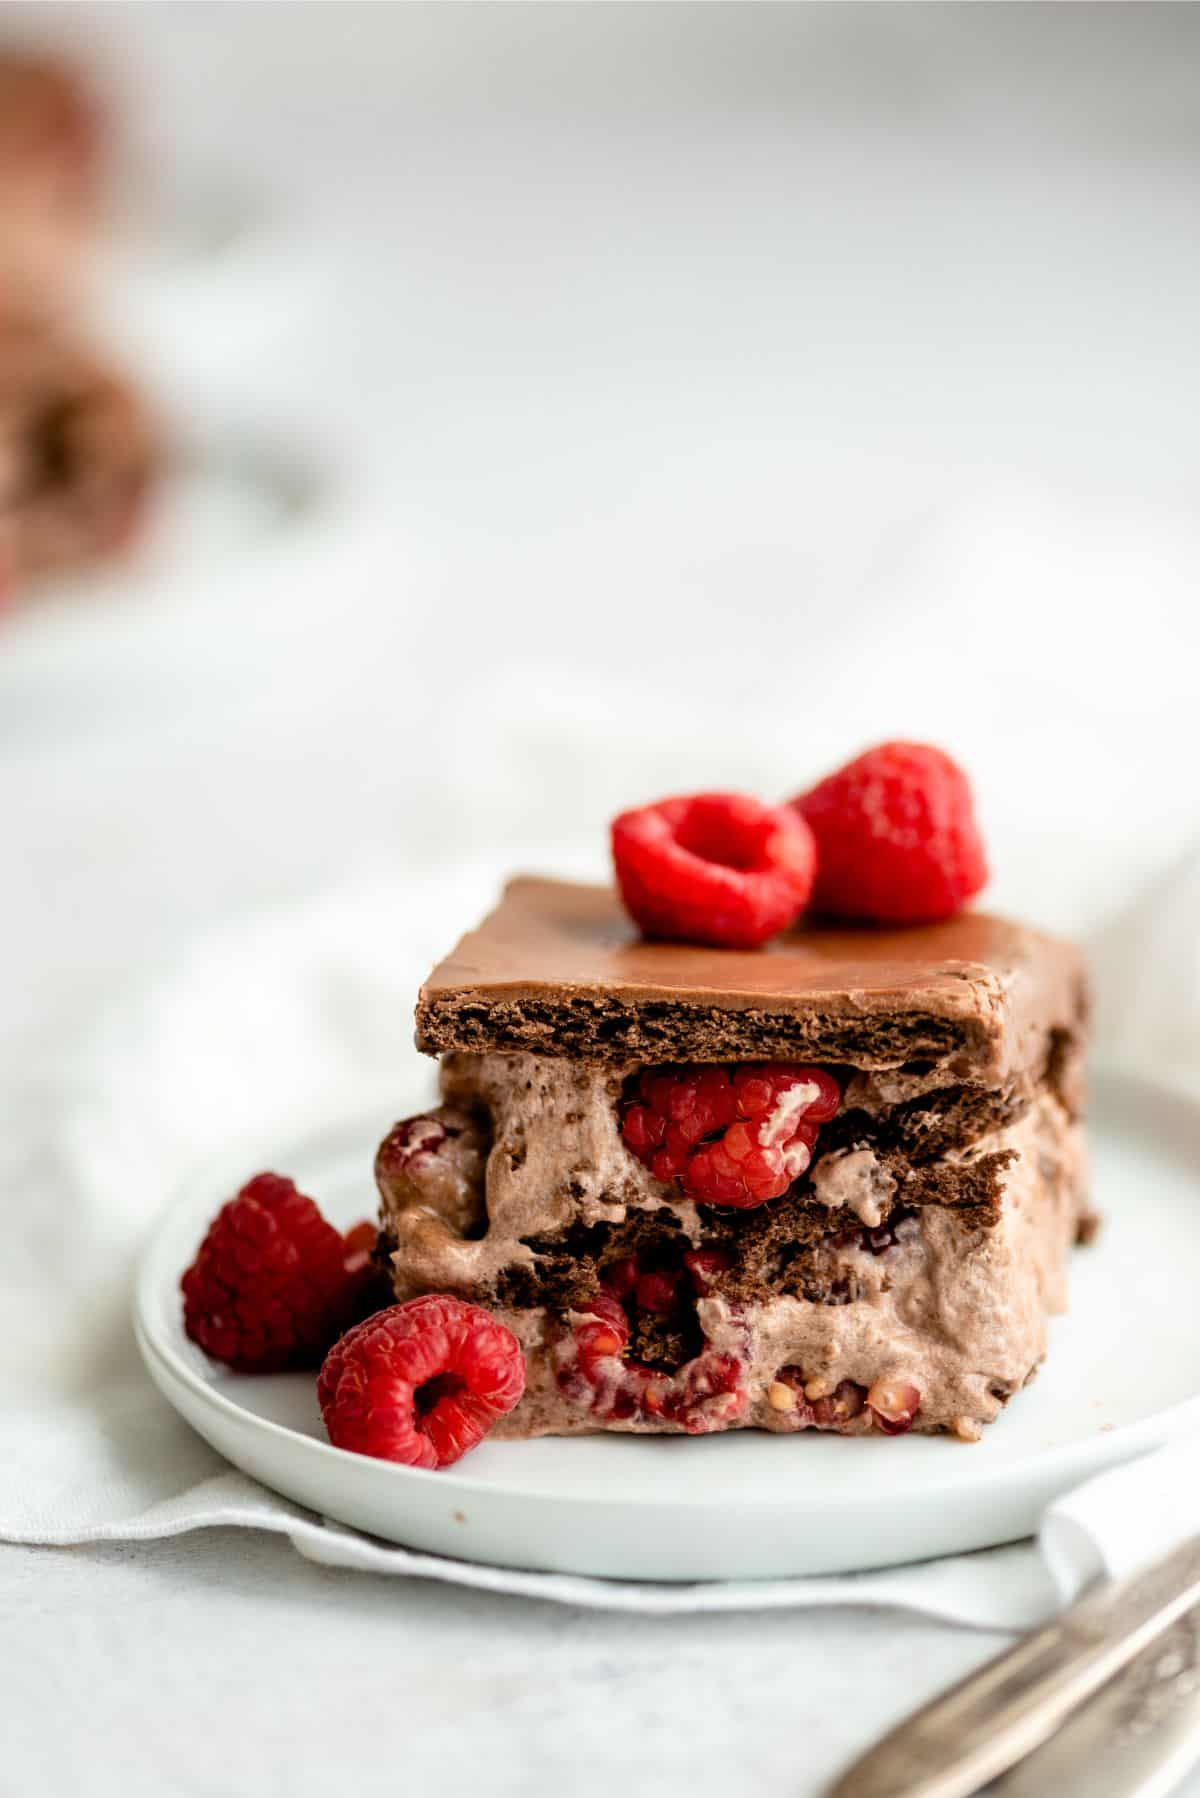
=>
[378,1051,1089,1442]
[619,1062,840,1209]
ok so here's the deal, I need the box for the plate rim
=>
[133,1069,1200,1538]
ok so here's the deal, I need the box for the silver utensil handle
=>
[828,1536,1200,1798]
[989,1602,1200,1798]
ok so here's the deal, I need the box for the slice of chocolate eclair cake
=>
[376,877,1090,1443]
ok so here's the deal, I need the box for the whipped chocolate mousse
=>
[379,878,1091,1442]
[0,310,158,590]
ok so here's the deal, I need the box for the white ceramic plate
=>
[135,1073,1200,1583]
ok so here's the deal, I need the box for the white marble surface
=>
[4,7,1200,1794]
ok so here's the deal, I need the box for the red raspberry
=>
[341,1220,393,1324]
[181,1173,355,1373]
[573,1290,630,1369]
[635,1267,683,1315]
[621,1063,839,1208]
[793,741,987,924]
[866,1377,922,1436]
[342,1220,379,1272]
[659,1350,748,1434]
[683,1248,731,1294]
[611,791,816,949]
[375,1108,488,1239]
[318,1296,526,1470]
[600,1256,640,1299]
[555,1288,749,1434]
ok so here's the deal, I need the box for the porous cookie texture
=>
[415,879,1088,1077]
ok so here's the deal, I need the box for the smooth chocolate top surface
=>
[415,877,1088,1076]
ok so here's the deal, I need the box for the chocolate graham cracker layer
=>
[416,877,1088,1081]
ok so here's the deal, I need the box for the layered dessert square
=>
[0,311,158,590]
[376,878,1090,1444]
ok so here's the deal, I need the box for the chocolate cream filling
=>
[377,1048,1089,1439]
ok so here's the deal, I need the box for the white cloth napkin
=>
[2,859,1197,1629]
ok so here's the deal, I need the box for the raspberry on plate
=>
[181,1173,375,1373]
[620,1062,840,1208]
[793,740,988,924]
[318,1296,526,1469]
[340,1219,393,1321]
[611,791,816,949]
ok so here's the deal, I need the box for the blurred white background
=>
[5,11,1200,1798]
[3,3,1200,1072]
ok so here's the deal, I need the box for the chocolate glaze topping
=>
[416,877,1089,1078]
